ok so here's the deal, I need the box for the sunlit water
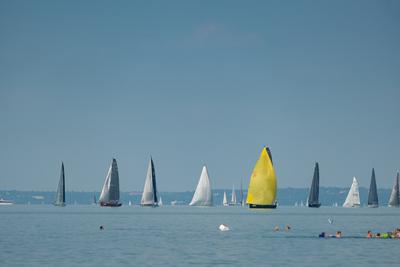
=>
[1,205,399,266]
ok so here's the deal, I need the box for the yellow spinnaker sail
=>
[246,147,277,206]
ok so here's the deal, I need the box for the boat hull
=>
[141,204,158,207]
[249,204,277,209]
[308,203,321,208]
[367,204,378,208]
[53,203,66,207]
[100,202,122,207]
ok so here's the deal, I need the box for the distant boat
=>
[343,177,360,208]
[300,200,304,207]
[189,166,213,206]
[240,179,244,206]
[367,168,379,208]
[99,159,122,207]
[307,162,321,208]
[128,200,132,206]
[294,202,298,207]
[141,158,158,207]
[92,193,97,205]
[229,185,238,206]
[388,171,399,207]
[246,147,277,209]
[222,191,228,206]
[54,162,66,207]
[0,198,13,205]
[158,197,163,206]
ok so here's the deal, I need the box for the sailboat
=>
[189,166,213,206]
[240,179,244,206]
[229,185,238,206]
[92,193,97,205]
[367,168,379,208]
[222,191,228,206]
[246,147,277,209]
[141,158,158,207]
[343,177,361,208]
[54,162,66,207]
[128,200,132,206]
[307,162,321,208]
[158,197,163,206]
[388,171,399,207]
[99,158,122,207]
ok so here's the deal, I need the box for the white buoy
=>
[219,224,230,231]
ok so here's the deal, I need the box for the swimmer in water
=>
[100,225,104,230]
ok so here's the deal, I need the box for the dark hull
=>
[249,204,277,209]
[308,203,321,208]
[100,202,122,207]
[53,203,66,207]
[141,204,159,207]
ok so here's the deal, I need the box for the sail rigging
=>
[189,166,213,206]
[367,168,379,208]
[246,147,277,209]
[99,158,121,207]
[343,177,360,208]
[54,162,66,206]
[388,171,399,207]
[307,162,321,208]
[141,158,158,207]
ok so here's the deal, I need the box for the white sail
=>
[223,191,228,206]
[231,185,237,205]
[189,166,213,206]
[99,164,112,203]
[343,177,361,208]
[141,158,158,206]
[99,159,121,206]
[388,171,399,207]
[158,197,163,206]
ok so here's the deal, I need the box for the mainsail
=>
[141,158,158,207]
[99,158,121,207]
[367,168,379,208]
[246,147,277,209]
[343,177,361,208]
[307,162,321,208]
[223,191,228,206]
[54,162,66,206]
[189,166,213,206]
[230,185,237,205]
[388,171,399,207]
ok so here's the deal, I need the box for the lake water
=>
[1,205,399,266]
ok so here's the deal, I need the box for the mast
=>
[246,146,277,209]
[388,171,399,207]
[307,162,321,208]
[54,162,66,206]
[141,158,158,206]
[367,168,379,208]
[189,165,213,206]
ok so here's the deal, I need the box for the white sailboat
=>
[158,197,163,206]
[229,185,237,206]
[388,171,399,207]
[141,158,158,207]
[222,191,228,206]
[189,166,213,206]
[99,159,121,207]
[343,177,361,208]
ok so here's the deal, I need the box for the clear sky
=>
[0,0,399,191]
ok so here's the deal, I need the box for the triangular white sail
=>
[388,171,399,207]
[141,158,158,206]
[343,177,361,208]
[189,166,213,206]
[223,191,228,206]
[231,185,237,205]
[158,197,163,206]
[99,159,121,207]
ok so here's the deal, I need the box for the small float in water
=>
[219,224,230,231]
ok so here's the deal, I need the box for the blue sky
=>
[0,0,399,191]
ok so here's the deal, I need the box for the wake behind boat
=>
[99,159,122,207]
[246,147,277,209]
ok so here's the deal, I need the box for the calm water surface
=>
[1,205,399,266]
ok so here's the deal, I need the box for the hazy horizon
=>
[1,1,399,191]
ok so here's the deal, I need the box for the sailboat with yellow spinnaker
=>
[246,147,277,209]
